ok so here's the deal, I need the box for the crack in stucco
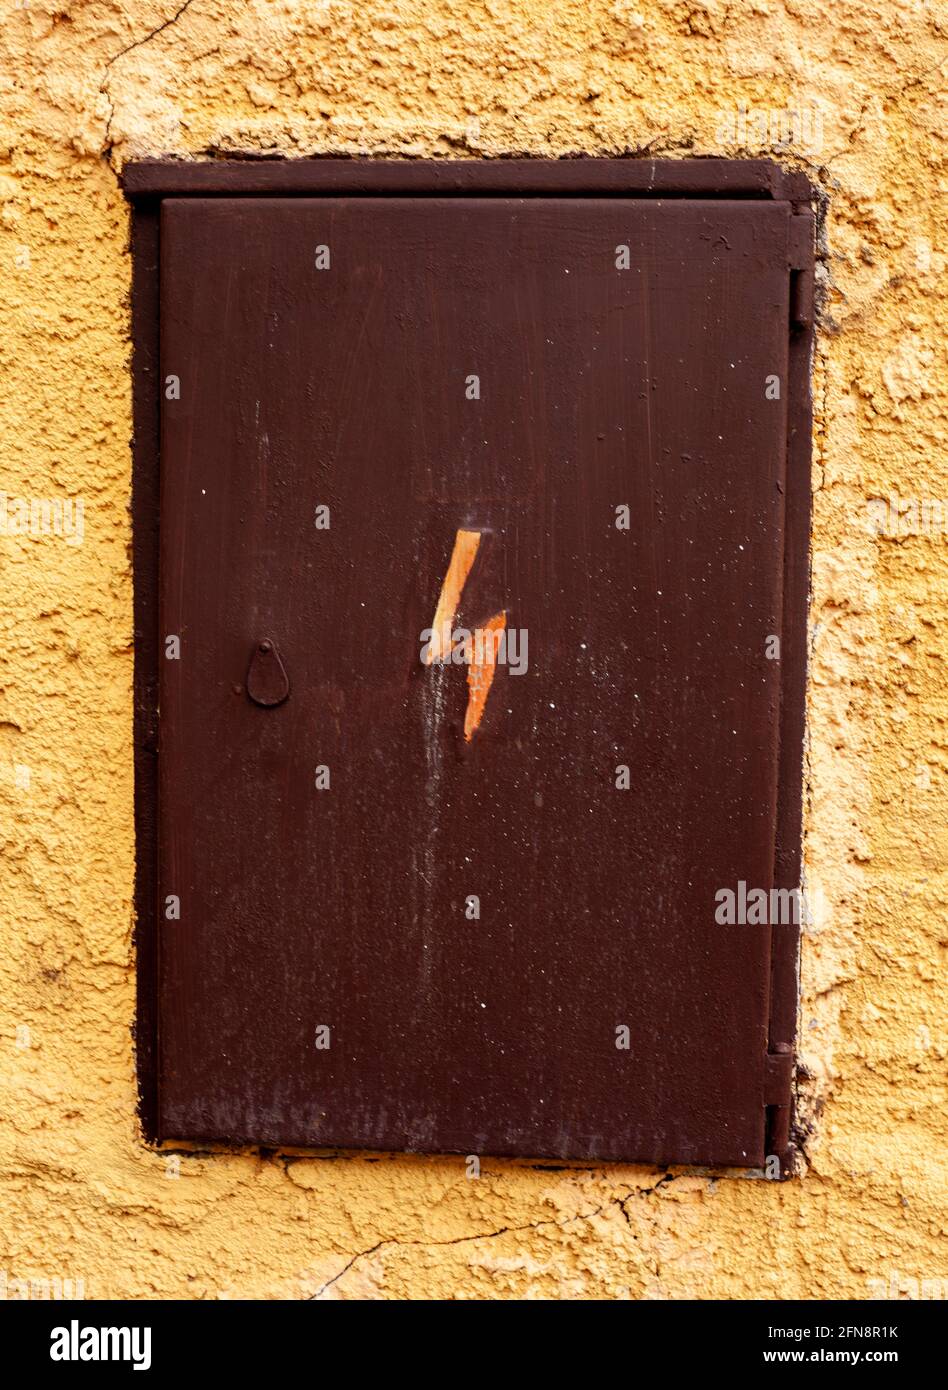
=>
[100,0,198,163]
[308,1172,685,1298]
[824,55,947,169]
[307,1187,647,1299]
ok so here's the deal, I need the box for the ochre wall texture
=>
[1,1,946,1300]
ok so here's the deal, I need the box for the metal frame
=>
[125,158,814,1166]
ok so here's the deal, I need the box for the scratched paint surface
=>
[0,0,946,1300]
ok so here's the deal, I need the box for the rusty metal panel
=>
[153,189,803,1165]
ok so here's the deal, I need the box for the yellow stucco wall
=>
[1,1,946,1300]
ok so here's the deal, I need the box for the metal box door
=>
[145,183,808,1165]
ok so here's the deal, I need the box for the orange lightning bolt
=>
[424,528,507,741]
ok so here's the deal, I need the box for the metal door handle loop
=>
[246,639,289,708]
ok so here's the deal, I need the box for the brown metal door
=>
[158,195,792,1163]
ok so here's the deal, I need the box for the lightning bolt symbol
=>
[424,528,507,742]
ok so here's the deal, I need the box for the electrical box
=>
[126,159,813,1167]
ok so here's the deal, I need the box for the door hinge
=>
[764,1047,795,1160]
[764,1049,794,1107]
[789,210,815,330]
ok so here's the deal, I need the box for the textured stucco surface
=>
[1,1,946,1300]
